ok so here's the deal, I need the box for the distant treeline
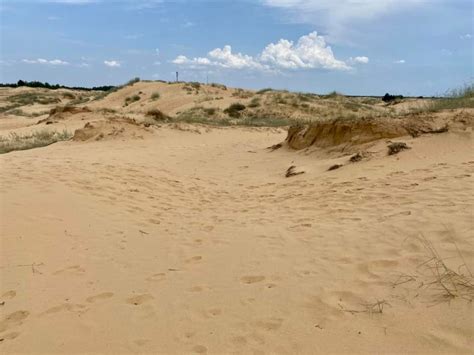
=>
[0,80,115,92]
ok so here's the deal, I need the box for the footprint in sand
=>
[186,256,203,263]
[192,345,208,354]
[188,286,204,292]
[41,303,87,316]
[133,339,150,346]
[256,318,284,331]
[241,276,266,284]
[86,292,114,303]
[146,273,166,282]
[0,310,30,333]
[126,294,154,306]
[0,331,20,342]
[1,291,16,306]
[1,290,16,300]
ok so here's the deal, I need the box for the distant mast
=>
[176,71,179,82]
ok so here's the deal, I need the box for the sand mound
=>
[72,119,148,142]
[286,118,408,150]
[37,106,92,124]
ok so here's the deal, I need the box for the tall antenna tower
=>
[176,71,179,82]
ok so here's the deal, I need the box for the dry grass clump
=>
[150,92,161,100]
[232,88,253,99]
[210,83,227,90]
[62,92,76,99]
[248,97,261,108]
[392,235,474,305]
[224,103,246,118]
[7,92,61,107]
[428,84,474,111]
[146,108,169,122]
[416,235,473,303]
[124,95,140,106]
[182,82,201,94]
[68,95,91,105]
[0,129,72,154]
[256,88,273,95]
[325,90,343,98]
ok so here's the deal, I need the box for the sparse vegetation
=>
[224,103,246,118]
[0,129,72,154]
[124,95,140,105]
[125,77,140,86]
[203,107,216,116]
[62,92,76,99]
[232,88,253,98]
[210,83,227,90]
[146,108,168,121]
[189,82,201,90]
[416,234,473,303]
[68,96,91,105]
[151,92,161,100]
[248,97,261,108]
[257,88,273,94]
[425,84,474,111]
[7,92,61,106]
[392,235,474,304]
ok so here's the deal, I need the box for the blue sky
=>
[0,0,472,95]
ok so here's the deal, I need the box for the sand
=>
[0,86,473,354]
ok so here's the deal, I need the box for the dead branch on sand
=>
[285,165,305,178]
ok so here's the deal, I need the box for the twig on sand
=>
[328,164,343,171]
[267,143,282,151]
[340,299,391,315]
[285,165,305,178]
[0,262,44,274]
[391,273,417,287]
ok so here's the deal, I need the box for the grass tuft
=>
[0,129,72,154]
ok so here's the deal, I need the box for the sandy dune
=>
[0,84,473,354]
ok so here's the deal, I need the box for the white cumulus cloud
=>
[261,32,350,70]
[172,31,360,72]
[394,59,406,64]
[209,45,265,70]
[104,60,121,67]
[348,56,369,64]
[22,58,69,65]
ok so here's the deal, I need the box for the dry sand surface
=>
[0,84,473,354]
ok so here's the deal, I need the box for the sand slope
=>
[1,117,473,353]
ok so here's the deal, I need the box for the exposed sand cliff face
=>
[0,83,473,354]
[286,118,409,150]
